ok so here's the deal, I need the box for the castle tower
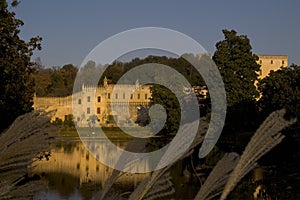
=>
[103,76,108,88]
[257,55,288,79]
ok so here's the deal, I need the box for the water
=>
[32,137,150,200]
[32,135,299,199]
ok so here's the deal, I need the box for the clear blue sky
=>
[14,0,300,67]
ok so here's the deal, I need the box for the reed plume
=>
[194,153,239,200]
[0,111,57,199]
[220,109,296,200]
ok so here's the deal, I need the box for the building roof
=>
[257,54,288,58]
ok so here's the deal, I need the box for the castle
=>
[33,55,288,125]
[33,77,151,127]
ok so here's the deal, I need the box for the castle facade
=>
[33,77,151,127]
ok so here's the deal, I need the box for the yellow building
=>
[257,55,288,79]
[33,77,151,127]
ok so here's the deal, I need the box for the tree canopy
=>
[213,29,260,107]
[35,63,78,97]
[258,64,300,119]
[213,29,260,133]
[0,0,42,131]
[258,64,300,141]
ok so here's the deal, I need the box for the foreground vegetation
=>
[0,109,298,199]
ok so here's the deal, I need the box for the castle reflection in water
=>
[33,139,149,189]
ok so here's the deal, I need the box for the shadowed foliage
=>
[0,111,57,199]
[0,0,42,132]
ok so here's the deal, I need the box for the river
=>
[32,136,197,199]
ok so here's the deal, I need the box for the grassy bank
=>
[58,126,149,139]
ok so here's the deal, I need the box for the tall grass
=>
[0,111,57,199]
[220,109,296,200]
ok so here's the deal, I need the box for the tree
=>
[34,63,78,97]
[74,60,102,92]
[213,29,260,106]
[34,62,52,97]
[213,29,260,133]
[150,85,180,136]
[258,64,300,119]
[0,0,42,132]
[135,105,150,127]
[258,64,300,140]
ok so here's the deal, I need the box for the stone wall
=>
[33,95,73,121]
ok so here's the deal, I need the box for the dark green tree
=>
[213,29,260,106]
[258,64,300,140]
[213,29,260,133]
[135,105,150,127]
[150,85,180,136]
[257,65,300,200]
[0,0,42,131]
[49,64,78,96]
[258,64,300,118]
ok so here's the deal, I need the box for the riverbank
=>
[58,126,154,139]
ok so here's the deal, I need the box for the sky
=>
[13,0,300,67]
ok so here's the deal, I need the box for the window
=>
[137,94,140,99]
[107,93,110,99]
[145,94,148,99]
[87,107,90,114]
[77,117,80,122]
[97,107,101,114]
[123,93,125,99]
[87,96,91,102]
[282,60,285,65]
[130,94,133,99]
[259,60,262,64]
[271,60,273,64]
[78,99,81,104]
[97,96,101,102]
[115,93,118,99]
